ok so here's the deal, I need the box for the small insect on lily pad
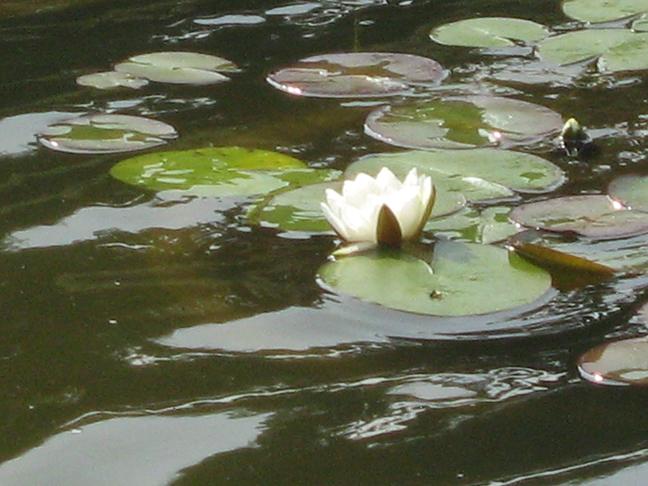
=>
[562,0,648,24]
[318,240,552,316]
[364,96,563,150]
[266,52,446,98]
[537,29,648,73]
[38,114,178,154]
[510,195,648,239]
[76,71,149,90]
[579,336,648,386]
[430,17,550,48]
[115,52,239,85]
[110,146,337,197]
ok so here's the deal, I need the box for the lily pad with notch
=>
[76,71,149,90]
[38,114,178,154]
[115,52,239,85]
[364,96,563,150]
[430,17,550,48]
[510,195,648,239]
[579,336,648,386]
[110,146,337,197]
[318,240,552,316]
[537,29,648,73]
[562,0,648,24]
[266,52,446,98]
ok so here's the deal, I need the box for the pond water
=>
[3,0,648,484]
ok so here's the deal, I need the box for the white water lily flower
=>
[321,167,435,247]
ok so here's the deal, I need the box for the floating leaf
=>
[76,71,149,90]
[608,174,648,210]
[365,96,563,149]
[110,146,336,197]
[345,149,564,194]
[509,240,616,276]
[579,337,648,386]
[430,17,549,48]
[633,14,648,31]
[318,241,552,316]
[537,29,648,73]
[38,114,177,154]
[0,111,80,157]
[425,206,520,244]
[267,52,446,98]
[562,0,648,23]
[115,51,238,85]
[510,195,648,239]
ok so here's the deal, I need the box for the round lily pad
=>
[38,114,178,154]
[510,195,648,239]
[430,17,549,48]
[318,241,552,316]
[266,52,446,98]
[110,146,335,197]
[578,337,648,386]
[425,206,519,244]
[609,174,648,210]
[76,71,149,90]
[563,0,648,23]
[115,51,238,85]
[364,96,563,150]
[537,29,648,73]
[345,149,564,194]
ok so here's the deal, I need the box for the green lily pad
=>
[430,17,549,48]
[38,114,178,154]
[563,0,648,23]
[318,241,552,316]
[537,29,648,73]
[345,149,564,194]
[578,337,648,386]
[633,14,648,31]
[76,71,149,90]
[510,195,648,239]
[110,146,334,197]
[266,52,446,98]
[425,206,520,244]
[115,52,238,85]
[608,174,648,210]
[364,96,563,150]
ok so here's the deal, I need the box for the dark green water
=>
[2,0,648,484]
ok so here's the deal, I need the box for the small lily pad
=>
[609,174,648,210]
[431,17,549,48]
[510,195,648,239]
[115,52,238,85]
[579,337,648,386]
[364,96,563,149]
[76,71,149,90]
[425,206,520,244]
[563,0,648,23]
[537,29,648,73]
[266,52,446,98]
[345,149,564,194]
[318,240,552,316]
[38,114,178,154]
[110,146,334,197]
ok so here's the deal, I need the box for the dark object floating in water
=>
[267,52,446,98]
[559,117,594,157]
[579,335,648,386]
[37,114,178,155]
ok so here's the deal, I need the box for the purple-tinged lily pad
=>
[267,52,446,98]
[364,96,563,150]
[510,195,648,240]
[579,337,648,386]
[38,114,178,155]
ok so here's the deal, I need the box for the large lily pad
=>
[115,52,238,85]
[318,241,552,316]
[609,174,648,210]
[266,52,446,98]
[110,146,336,197]
[562,0,648,23]
[430,17,549,48]
[76,71,149,90]
[537,29,648,73]
[578,337,648,386]
[510,195,648,239]
[345,149,564,194]
[38,114,178,154]
[364,96,563,149]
